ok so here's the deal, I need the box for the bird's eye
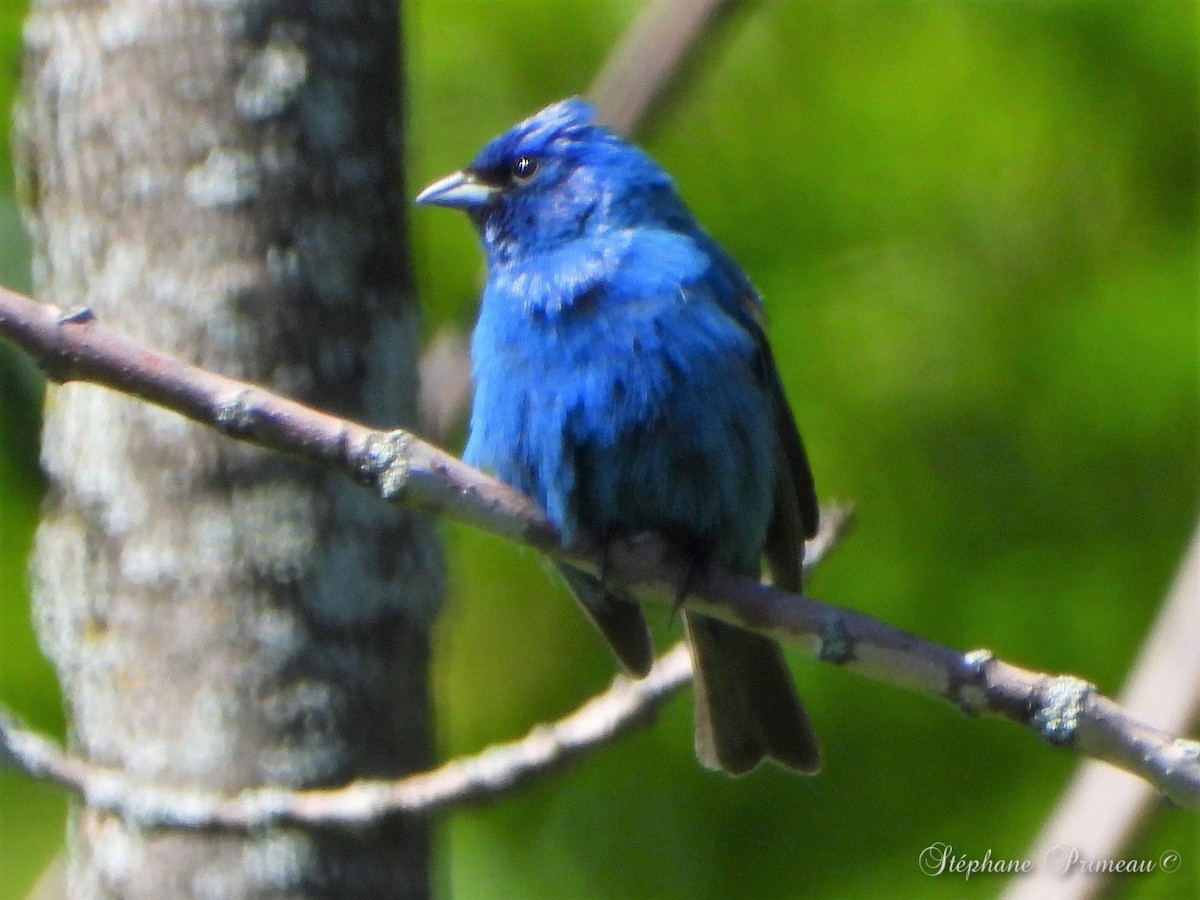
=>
[511,155,538,182]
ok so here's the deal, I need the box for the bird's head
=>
[416,98,677,264]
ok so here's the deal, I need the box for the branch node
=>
[953,648,996,716]
[56,305,95,325]
[818,615,855,664]
[1031,675,1094,747]
[362,429,412,500]
[962,648,995,675]
[214,389,256,437]
[1177,738,1200,764]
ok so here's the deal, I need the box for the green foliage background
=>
[1,1,1196,897]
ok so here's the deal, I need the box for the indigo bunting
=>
[417,98,821,774]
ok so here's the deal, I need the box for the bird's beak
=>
[415,170,498,209]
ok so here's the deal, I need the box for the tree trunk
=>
[18,2,442,897]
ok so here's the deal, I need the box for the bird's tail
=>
[685,613,822,775]
[557,563,655,676]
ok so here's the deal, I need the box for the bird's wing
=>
[684,246,819,592]
[752,318,819,594]
[700,243,819,587]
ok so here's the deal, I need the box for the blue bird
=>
[417,98,821,774]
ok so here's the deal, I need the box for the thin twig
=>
[589,0,743,136]
[0,645,692,829]
[1,284,1198,813]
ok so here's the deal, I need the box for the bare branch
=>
[417,324,473,441]
[590,0,743,136]
[1,283,1197,812]
[0,644,691,828]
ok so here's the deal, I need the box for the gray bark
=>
[18,2,443,897]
